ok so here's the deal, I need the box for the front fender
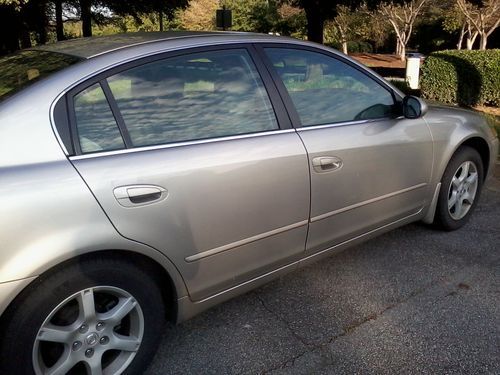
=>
[424,104,496,186]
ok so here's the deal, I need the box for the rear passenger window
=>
[74,83,125,153]
[106,49,278,147]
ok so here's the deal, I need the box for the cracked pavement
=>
[147,169,500,374]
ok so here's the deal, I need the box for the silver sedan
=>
[0,32,497,375]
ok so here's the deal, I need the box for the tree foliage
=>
[222,0,275,32]
[178,0,217,30]
[177,0,306,36]
[326,4,371,54]
[0,0,498,57]
[0,0,189,51]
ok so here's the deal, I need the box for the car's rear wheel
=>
[434,146,484,231]
[0,257,165,375]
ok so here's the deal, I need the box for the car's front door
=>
[259,45,433,254]
[68,46,310,301]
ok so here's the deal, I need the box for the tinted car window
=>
[264,48,395,126]
[74,83,125,153]
[107,49,278,147]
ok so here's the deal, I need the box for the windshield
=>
[0,50,82,102]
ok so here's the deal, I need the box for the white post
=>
[406,57,420,90]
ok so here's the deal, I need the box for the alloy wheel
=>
[447,160,479,220]
[32,286,144,375]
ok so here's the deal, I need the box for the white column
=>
[406,57,421,90]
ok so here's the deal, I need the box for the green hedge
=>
[388,79,421,96]
[347,41,373,53]
[420,49,500,107]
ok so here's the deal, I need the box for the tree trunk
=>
[0,5,20,52]
[38,26,47,45]
[29,0,48,45]
[465,27,478,50]
[396,39,404,58]
[159,10,163,31]
[466,32,477,50]
[457,24,465,50]
[342,40,347,54]
[79,0,92,37]
[20,23,31,48]
[479,33,487,50]
[55,0,64,41]
[304,6,324,44]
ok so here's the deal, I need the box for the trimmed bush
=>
[347,41,373,53]
[324,41,373,54]
[388,79,417,96]
[420,49,500,107]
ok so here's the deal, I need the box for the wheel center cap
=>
[86,332,99,346]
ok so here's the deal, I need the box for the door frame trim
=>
[68,128,297,160]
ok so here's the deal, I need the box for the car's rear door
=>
[257,44,433,255]
[67,45,310,301]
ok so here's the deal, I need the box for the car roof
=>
[33,31,271,59]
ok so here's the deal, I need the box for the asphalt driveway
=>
[147,169,500,374]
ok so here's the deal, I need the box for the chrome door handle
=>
[312,156,343,173]
[113,185,167,207]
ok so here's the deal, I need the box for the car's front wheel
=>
[0,257,165,375]
[434,146,484,231]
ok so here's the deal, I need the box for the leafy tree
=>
[178,0,218,30]
[378,0,428,60]
[328,4,372,54]
[443,3,478,49]
[360,2,391,51]
[0,0,190,53]
[178,0,305,35]
[456,0,500,49]
[72,0,189,37]
[275,3,306,37]
[106,0,188,32]
[221,0,275,32]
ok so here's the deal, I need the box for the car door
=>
[67,46,310,301]
[258,45,433,255]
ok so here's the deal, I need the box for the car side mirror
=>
[402,96,428,119]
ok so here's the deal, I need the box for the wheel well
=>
[460,137,490,180]
[38,250,178,323]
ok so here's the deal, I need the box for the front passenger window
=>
[264,48,396,126]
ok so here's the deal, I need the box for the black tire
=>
[0,257,165,375]
[434,146,484,231]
